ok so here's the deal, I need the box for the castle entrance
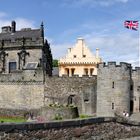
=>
[67,95,75,105]
[130,100,134,113]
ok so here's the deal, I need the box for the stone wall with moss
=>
[40,106,79,121]
[44,76,97,115]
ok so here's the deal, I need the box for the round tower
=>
[96,62,131,117]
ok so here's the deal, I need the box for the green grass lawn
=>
[0,117,26,123]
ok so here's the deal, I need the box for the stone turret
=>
[96,62,131,117]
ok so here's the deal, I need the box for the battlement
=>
[98,62,131,69]
[0,68,43,82]
[132,67,140,77]
[133,67,140,71]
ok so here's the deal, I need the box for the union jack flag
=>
[124,20,139,31]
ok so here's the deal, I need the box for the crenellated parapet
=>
[0,68,43,83]
[132,67,140,77]
[98,61,131,70]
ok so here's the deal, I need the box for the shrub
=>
[68,104,76,108]
[79,114,91,119]
[54,113,63,120]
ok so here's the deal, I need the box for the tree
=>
[53,59,58,67]
[43,39,53,76]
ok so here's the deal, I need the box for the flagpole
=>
[138,23,140,67]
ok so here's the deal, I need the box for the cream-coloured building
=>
[59,38,102,77]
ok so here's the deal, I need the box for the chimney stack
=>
[11,21,16,33]
[96,48,99,58]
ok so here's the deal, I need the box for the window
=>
[112,103,114,109]
[90,68,94,76]
[83,93,89,102]
[9,62,17,73]
[65,68,69,76]
[73,55,76,58]
[84,68,88,75]
[130,85,133,91]
[112,81,114,88]
[83,55,86,58]
[71,68,75,76]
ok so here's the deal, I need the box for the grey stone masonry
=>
[44,76,97,115]
[97,62,132,117]
[132,67,140,113]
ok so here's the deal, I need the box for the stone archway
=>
[67,95,75,105]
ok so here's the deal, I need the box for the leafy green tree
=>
[53,59,58,67]
[43,39,53,76]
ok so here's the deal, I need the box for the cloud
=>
[51,43,72,59]
[14,18,35,30]
[83,32,139,66]
[52,29,139,67]
[0,12,36,32]
[62,0,129,7]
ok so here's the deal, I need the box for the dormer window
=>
[73,55,76,58]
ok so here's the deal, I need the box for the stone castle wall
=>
[97,62,132,117]
[0,68,44,110]
[0,68,43,82]
[0,70,97,116]
[1,117,140,140]
[0,82,44,110]
[0,61,140,117]
[44,76,97,115]
[132,67,140,113]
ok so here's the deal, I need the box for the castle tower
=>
[97,62,131,117]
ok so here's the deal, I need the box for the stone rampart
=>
[0,117,140,139]
[0,68,43,82]
[0,82,44,109]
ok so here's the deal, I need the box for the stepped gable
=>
[59,38,102,77]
